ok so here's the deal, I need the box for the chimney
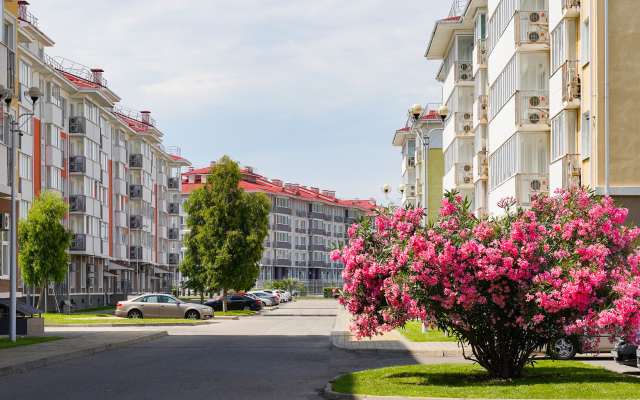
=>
[188,167,195,172]
[90,68,104,85]
[291,183,299,191]
[328,191,336,198]
[310,187,319,194]
[245,166,254,174]
[210,161,216,169]
[140,111,151,125]
[369,198,376,206]
[284,182,292,190]
[272,179,283,186]
[354,198,360,203]
[322,190,330,196]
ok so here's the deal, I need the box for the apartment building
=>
[426,0,640,222]
[180,165,378,290]
[392,105,444,221]
[0,1,190,310]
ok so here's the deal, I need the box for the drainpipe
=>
[604,0,610,196]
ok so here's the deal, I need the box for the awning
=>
[108,261,133,270]
[150,275,161,280]
[154,266,171,274]
[0,299,42,316]
[104,270,118,277]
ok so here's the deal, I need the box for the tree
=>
[18,192,72,310]
[333,187,640,379]
[182,156,270,312]
[272,277,305,295]
[180,186,210,305]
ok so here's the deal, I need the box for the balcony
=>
[517,90,550,128]
[549,154,580,193]
[261,258,272,265]
[561,60,581,104]
[168,228,180,240]
[561,0,580,17]
[168,202,180,215]
[476,39,487,67]
[129,154,143,169]
[454,112,474,136]
[130,246,143,260]
[296,210,308,218]
[130,215,143,230]
[454,163,474,188]
[69,195,86,212]
[455,61,474,83]
[69,156,86,173]
[515,11,549,47]
[476,96,488,124]
[295,228,307,234]
[275,241,291,250]
[168,177,180,190]
[129,184,142,199]
[69,116,101,140]
[516,174,549,206]
[476,151,488,180]
[295,244,307,251]
[168,253,180,265]
[69,234,86,251]
[333,215,343,223]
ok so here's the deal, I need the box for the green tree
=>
[272,278,305,295]
[18,192,72,310]
[180,186,209,304]
[182,156,270,312]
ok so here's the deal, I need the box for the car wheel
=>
[551,337,578,360]
[243,306,251,311]
[127,309,143,319]
[185,310,200,320]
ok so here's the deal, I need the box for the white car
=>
[247,292,276,306]
[263,290,286,303]
[274,290,292,302]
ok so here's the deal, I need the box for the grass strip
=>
[74,306,116,313]
[395,321,459,342]
[42,313,204,324]
[332,360,640,399]
[0,336,64,350]
[215,310,255,316]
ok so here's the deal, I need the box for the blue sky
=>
[29,0,450,204]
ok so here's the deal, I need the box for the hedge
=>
[323,287,340,298]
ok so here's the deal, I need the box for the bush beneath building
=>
[323,287,340,298]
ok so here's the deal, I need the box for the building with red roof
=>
[180,164,378,286]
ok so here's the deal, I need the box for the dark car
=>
[612,340,638,367]
[205,295,263,312]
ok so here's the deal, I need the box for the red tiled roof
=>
[439,16,461,22]
[396,127,410,132]
[181,170,379,212]
[60,71,98,89]
[421,110,440,120]
[170,154,185,160]
[113,112,151,133]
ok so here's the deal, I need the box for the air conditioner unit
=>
[129,185,142,198]
[527,30,547,43]
[168,253,179,265]
[70,234,86,251]
[530,179,549,193]
[459,62,472,71]
[528,113,549,124]
[87,263,95,274]
[0,213,9,231]
[168,228,180,240]
[167,177,178,189]
[86,277,95,287]
[168,203,180,214]
[68,262,77,272]
[410,185,415,190]
[69,195,85,212]
[462,112,472,122]
[528,95,548,109]
[69,156,85,173]
[130,246,142,260]
[129,154,143,168]
[69,117,85,134]
[407,156,416,167]
[410,191,416,197]
[130,215,142,229]
[529,12,548,26]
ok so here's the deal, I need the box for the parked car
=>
[248,291,278,306]
[262,290,285,303]
[549,335,616,360]
[272,290,291,302]
[244,293,270,307]
[116,294,214,320]
[611,340,639,367]
[205,295,263,311]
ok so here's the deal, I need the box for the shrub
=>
[324,287,340,298]
[333,187,640,379]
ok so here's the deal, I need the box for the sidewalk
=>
[0,330,167,377]
[331,306,465,356]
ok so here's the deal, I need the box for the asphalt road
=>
[0,300,468,400]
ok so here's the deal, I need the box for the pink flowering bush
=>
[333,186,640,378]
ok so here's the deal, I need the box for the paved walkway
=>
[0,330,166,377]
[331,306,465,356]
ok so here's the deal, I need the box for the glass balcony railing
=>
[515,11,549,46]
[517,90,550,126]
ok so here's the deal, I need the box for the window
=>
[101,222,109,241]
[444,138,474,173]
[488,0,516,53]
[475,13,487,40]
[490,135,518,190]
[551,113,564,161]
[101,152,108,171]
[581,112,591,160]
[46,124,60,148]
[19,60,31,87]
[115,227,126,244]
[581,19,590,66]
[489,56,516,119]
[4,22,13,50]
[275,197,291,208]
[276,232,290,243]
[46,166,62,190]
[48,82,61,107]
[115,162,125,180]
[100,117,108,138]
[551,20,564,74]
[19,153,31,180]
[20,200,30,220]
[520,52,549,90]
[276,215,290,225]
[19,106,32,135]
[519,133,549,174]
[102,187,108,207]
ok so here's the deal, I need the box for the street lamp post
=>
[4,85,42,342]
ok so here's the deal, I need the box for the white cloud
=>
[29,0,450,204]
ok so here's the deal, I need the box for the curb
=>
[0,331,168,377]
[45,321,213,327]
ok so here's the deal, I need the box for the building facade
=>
[180,166,378,292]
[392,105,444,221]
[426,0,640,222]
[0,1,190,311]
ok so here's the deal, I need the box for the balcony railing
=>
[477,151,488,180]
[515,11,549,46]
[562,0,580,12]
[517,90,550,127]
[454,61,474,83]
[517,174,549,206]
[454,112,474,136]
[477,39,487,66]
[448,0,468,18]
[562,60,581,103]
[18,5,39,28]
[455,163,474,187]
[477,95,488,123]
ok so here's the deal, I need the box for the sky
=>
[28,0,451,205]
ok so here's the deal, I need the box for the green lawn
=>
[395,321,459,342]
[0,336,64,350]
[216,310,256,316]
[332,361,640,399]
[42,313,206,324]
[75,306,116,313]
